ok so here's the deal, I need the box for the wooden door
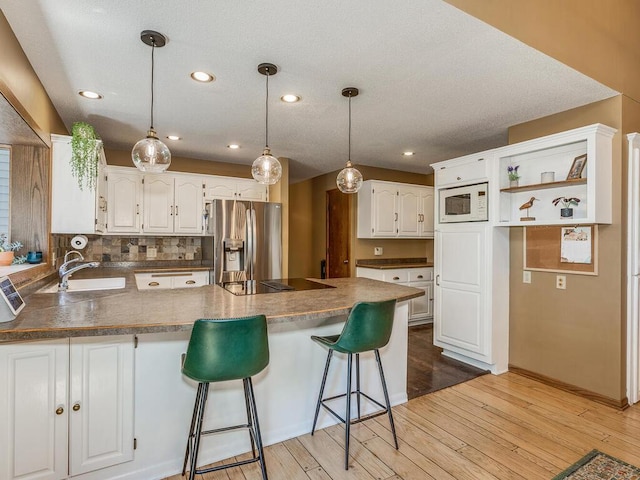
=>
[326,189,350,278]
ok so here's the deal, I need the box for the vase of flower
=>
[507,165,520,187]
[560,208,573,218]
[553,197,580,219]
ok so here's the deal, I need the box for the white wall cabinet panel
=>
[434,156,488,188]
[107,168,142,233]
[0,336,135,480]
[204,177,268,202]
[174,175,204,234]
[143,175,174,234]
[51,134,107,234]
[397,187,420,236]
[142,174,203,235]
[419,188,434,237]
[0,339,68,480]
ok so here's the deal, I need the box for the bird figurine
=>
[519,197,538,221]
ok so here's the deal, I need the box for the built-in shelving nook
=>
[494,124,616,226]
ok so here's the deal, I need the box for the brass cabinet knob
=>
[185,280,196,284]
[148,281,160,287]
[73,403,81,412]
[55,406,64,415]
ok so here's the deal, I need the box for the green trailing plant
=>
[70,122,101,191]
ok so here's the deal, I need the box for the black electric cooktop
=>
[222,278,335,296]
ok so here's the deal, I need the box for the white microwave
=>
[439,182,489,223]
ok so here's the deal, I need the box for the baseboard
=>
[508,365,629,410]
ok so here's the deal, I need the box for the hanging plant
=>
[70,122,101,191]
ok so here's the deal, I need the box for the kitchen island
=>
[0,275,422,480]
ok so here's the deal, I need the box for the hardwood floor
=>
[166,372,640,479]
[407,323,488,399]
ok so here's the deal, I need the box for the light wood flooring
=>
[166,372,640,479]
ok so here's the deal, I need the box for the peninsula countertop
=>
[0,272,424,342]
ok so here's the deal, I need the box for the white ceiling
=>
[0,1,617,183]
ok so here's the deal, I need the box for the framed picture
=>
[567,154,587,180]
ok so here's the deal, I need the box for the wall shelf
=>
[500,178,586,193]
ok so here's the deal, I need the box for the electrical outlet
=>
[147,247,157,258]
[374,247,383,256]
[523,271,531,283]
[556,275,566,289]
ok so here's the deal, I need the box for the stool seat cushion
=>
[182,315,269,383]
[311,299,396,354]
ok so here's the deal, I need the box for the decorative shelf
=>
[500,178,586,193]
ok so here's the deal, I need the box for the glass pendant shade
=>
[132,129,171,172]
[336,160,363,193]
[252,147,282,185]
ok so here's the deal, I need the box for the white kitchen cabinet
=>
[106,167,142,234]
[434,155,488,188]
[0,335,135,480]
[356,266,433,325]
[134,270,209,290]
[204,176,268,201]
[51,134,107,234]
[143,173,203,235]
[358,180,433,238]
[494,123,616,226]
[433,223,509,373]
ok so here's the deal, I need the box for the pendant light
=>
[336,87,363,194]
[252,63,282,185]
[131,30,171,173]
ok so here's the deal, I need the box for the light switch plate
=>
[374,247,383,256]
[523,271,531,283]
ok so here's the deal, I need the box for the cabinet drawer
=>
[435,158,487,187]
[134,274,173,290]
[381,269,410,283]
[409,268,433,282]
[172,271,209,288]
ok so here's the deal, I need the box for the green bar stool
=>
[310,299,399,470]
[181,315,269,480]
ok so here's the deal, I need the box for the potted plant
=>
[70,122,101,191]
[507,165,520,187]
[0,234,26,265]
[552,197,580,218]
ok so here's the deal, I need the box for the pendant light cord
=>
[265,68,270,148]
[348,92,352,162]
[150,37,156,130]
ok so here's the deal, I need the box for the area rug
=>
[553,449,640,479]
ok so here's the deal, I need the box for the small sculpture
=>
[519,197,538,221]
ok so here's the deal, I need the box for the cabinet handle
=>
[170,206,174,216]
[136,204,140,215]
[175,206,179,216]
[417,275,423,279]
[56,406,64,415]
[185,280,196,284]
[393,276,400,281]
[73,403,81,412]
[394,212,398,221]
[436,275,440,286]
[456,176,461,181]
[148,281,160,287]
[343,260,349,264]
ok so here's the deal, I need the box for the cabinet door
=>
[203,177,236,200]
[434,227,487,357]
[69,336,135,475]
[174,175,204,234]
[397,186,420,237]
[95,158,108,234]
[372,183,397,237]
[107,170,142,233]
[419,187,434,237]
[0,339,69,480]
[51,135,101,234]
[409,281,433,320]
[237,180,268,201]
[143,174,174,234]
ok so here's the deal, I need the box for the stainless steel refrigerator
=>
[202,199,282,289]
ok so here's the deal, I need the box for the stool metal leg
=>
[355,353,361,420]
[246,377,269,480]
[243,378,257,458]
[375,349,398,449]
[188,382,209,480]
[311,349,333,435]
[182,382,205,476]
[345,353,353,470]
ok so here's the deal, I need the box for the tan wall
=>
[289,165,434,279]
[0,11,66,143]
[508,97,625,400]
[445,0,640,101]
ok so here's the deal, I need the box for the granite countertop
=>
[355,258,434,269]
[0,268,424,342]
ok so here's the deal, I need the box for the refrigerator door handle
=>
[252,207,258,269]
[246,207,253,280]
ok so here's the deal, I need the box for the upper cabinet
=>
[357,180,434,238]
[494,124,616,226]
[143,173,203,235]
[51,134,107,234]
[204,176,268,202]
[106,167,143,234]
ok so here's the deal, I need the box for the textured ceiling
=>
[0,1,617,182]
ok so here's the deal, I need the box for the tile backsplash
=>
[53,235,203,263]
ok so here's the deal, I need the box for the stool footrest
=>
[195,455,260,475]
[200,423,252,436]
[320,390,390,426]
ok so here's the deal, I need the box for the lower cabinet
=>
[0,335,135,480]
[356,267,433,325]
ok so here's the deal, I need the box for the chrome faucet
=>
[59,250,99,291]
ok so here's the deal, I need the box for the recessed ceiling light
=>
[78,90,103,99]
[190,71,215,83]
[227,144,240,149]
[403,151,415,156]
[281,94,301,103]
[166,135,181,141]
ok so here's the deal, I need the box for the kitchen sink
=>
[39,277,126,293]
